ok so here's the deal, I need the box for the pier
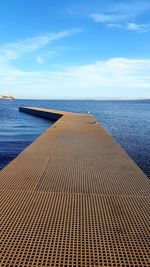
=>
[1,107,150,266]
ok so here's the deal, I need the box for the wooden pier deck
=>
[1,107,150,267]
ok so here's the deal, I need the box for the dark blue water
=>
[0,99,150,178]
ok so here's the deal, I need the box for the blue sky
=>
[0,0,150,99]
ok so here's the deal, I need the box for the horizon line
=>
[12,97,150,101]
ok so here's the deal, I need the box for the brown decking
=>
[1,107,150,267]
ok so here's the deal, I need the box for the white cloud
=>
[107,22,150,32]
[107,23,123,28]
[127,23,150,32]
[36,56,44,65]
[36,50,58,65]
[0,58,150,99]
[107,1,150,14]
[89,13,130,23]
[89,1,150,33]
[0,29,81,62]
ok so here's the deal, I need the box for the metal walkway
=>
[1,107,150,267]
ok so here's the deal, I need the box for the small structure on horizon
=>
[0,95,14,100]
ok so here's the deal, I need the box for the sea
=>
[0,99,149,178]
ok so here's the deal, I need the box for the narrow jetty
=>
[1,107,150,267]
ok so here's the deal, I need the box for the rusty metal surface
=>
[1,107,150,267]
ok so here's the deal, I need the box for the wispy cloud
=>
[127,23,150,32]
[0,29,81,62]
[36,56,44,65]
[36,50,57,65]
[89,1,150,33]
[107,1,150,14]
[107,22,150,32]
[89,13,131,23]
[0,58,150,99]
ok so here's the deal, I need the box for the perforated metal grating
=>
[1,107,150,267]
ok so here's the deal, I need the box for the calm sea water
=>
[0,99,149,178]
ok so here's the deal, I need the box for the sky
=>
[0,0,150,99]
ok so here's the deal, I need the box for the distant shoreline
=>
[3,98,149,101]
[0,96,14,100]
